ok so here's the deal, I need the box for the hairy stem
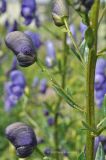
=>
[86,1,100,160]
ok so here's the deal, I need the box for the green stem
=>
[64,18,85,68]
[36,147,45,158]
[54,33,68,160]
[86,1,100,160]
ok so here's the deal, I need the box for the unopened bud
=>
[52,0,69,27]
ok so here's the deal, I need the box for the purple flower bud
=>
[0,0,6,13]
[45,41,56,68]
[5,122,37,158]
[47,117,54,126]
[32,77,39,88]
[5,31,37,67]
[80,22,87,39]
[39,79,47,94]
[52,0,69,27]
[43,109,49,116]
[21,0,36,25]
[25,31,42,49]
[44,148,51,156]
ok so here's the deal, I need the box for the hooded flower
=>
[5,31,37,67]
[21,0,36,25]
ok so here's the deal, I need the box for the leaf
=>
[78,152,86,160]
[80,39,89,63]
[85,27,94,48]
[82,121,97,134]
[53,82,83,112]
[95,143,105,160]
[89,1,100,31]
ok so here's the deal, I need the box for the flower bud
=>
[5,31,36,67]
[52,0,69,27]
[5,122,37,158]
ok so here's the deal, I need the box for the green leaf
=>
[89,1,100,31]
[82,121,97,134]
[80,39,89,63]
[53,82,83,112]
[95,143,105,160]
[85,27,94,48]
[78,152,86,160]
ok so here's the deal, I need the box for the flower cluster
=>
[4,70,26,112]
[94,58,106,108]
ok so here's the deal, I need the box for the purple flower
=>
[21,0,36,25]
[43,109,49,116]
[5,20,18,33]
[44,148,51,156]
[5,122,37,158]
[8,20,18,33]
[0,0,6,13]
[66,24,76,45]
[10,70,26,87]
[25,31,42,49]
[47,117,54,126]
[32,77,39,88]
[45,41,56,68]
[4,70,26,112]
[80,22,87,40]
[39,79,47,94]
[95,58,106,108]
[5,31,36,67]
[94,136,106,155]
